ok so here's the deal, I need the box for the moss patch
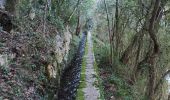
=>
[76,88,85,100]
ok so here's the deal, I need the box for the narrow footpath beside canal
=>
[83,31,100,100]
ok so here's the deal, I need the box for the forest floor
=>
[82,32,100,100]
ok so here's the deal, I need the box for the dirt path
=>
[83,31,100,100]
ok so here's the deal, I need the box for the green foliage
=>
[47,16,65,30]
[38,71,46,81]
[67,35,81,65]
[93,33,134,99]
[93,37,110,67]
[107,74,132,99]
[0,66,9,75]
[13,86,22,97]
[81,0,95,17]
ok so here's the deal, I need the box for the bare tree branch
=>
[154,70,170,93]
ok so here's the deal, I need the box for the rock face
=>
[56,26,72,63]
[0,54,8,66]
[48,26,72,79]
[0,25,73,99]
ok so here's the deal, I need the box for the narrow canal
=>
[58,32,87,100]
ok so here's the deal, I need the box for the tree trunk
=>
[120,0,153,65]
[120,26,146,64]
[115,0,119,56]
[47,0,51,11]
[5,0,19,15]
[147,1,160,99]
[142,0,164,99]
[104,0,112,65]
[154,70,170,95]
[131,35,143,83]
[67,0,81,23]
[43,0,48,38]
[75,9,81,36]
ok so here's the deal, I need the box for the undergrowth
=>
[93,35,134,100]
[0,3,77,99]
[94,61,105,100]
